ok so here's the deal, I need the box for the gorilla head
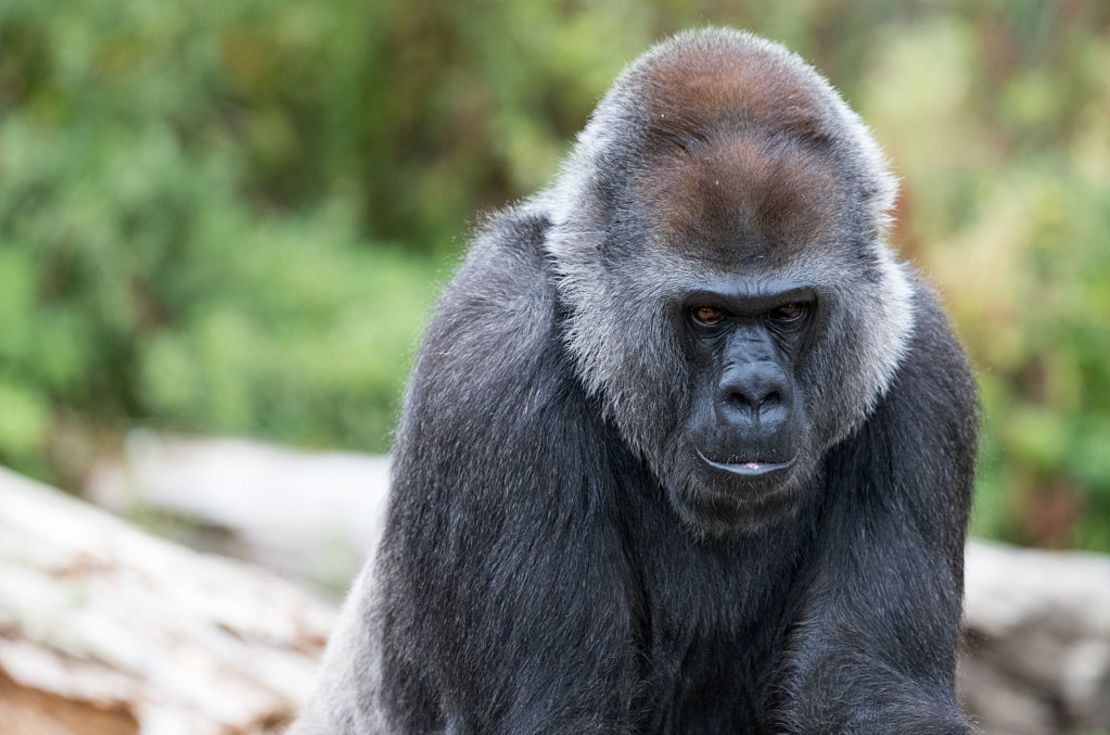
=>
[545,30,914,534]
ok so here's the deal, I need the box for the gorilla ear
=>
[640,37,834,152]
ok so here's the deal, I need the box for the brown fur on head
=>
[630,34,860,267]
[641,37,833,151]
[637,134,847,267]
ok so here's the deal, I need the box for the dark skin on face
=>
[681,279,816,494]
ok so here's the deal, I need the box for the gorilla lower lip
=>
[696,449,797,477]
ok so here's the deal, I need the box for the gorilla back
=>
[291,28,977,735]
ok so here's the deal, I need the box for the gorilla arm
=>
[286,562,388,735]
[773,285,977,735]
[325,207,638,735]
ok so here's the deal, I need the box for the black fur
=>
[290,29,977,735]
[364,212,976,734]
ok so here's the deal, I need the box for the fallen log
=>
[0,466,336,735]
[960,540,1110,734]
[87,432,389,593]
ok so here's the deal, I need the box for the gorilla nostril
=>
[718,365,790,419]
[727,388,762,412]
[758,390,781,409]
[723,385,784,415]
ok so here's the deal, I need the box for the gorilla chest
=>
[635,624,775,732]
[627,551,800,732]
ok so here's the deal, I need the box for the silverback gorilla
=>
[291,28,978,734]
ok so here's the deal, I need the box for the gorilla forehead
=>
[635,133,848,267]
[621,33,864,270]
[638,29,833,148]
[549,29,888,278]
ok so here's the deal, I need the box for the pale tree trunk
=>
[0,466,337,735]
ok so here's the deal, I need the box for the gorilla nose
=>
[717,363,791,428]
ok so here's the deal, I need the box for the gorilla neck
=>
[610,445,821,727]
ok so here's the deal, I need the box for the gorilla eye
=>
[691,306,726,326]
[769,302,808,323]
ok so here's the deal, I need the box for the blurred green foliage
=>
[0,0,1108,550]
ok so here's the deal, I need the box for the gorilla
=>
[291,28,978,734]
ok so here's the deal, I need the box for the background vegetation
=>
[1,0,1108,550]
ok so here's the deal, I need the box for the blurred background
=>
[2,2,1110,734]
[1,0,1108,551]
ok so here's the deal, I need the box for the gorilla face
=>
[545,31,915,537]
[667,277,821,533]
[633,136,848,534]
[619,134,856,535]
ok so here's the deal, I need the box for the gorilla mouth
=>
[695,449,797,478]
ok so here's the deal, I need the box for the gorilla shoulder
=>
[407,206,562,420]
